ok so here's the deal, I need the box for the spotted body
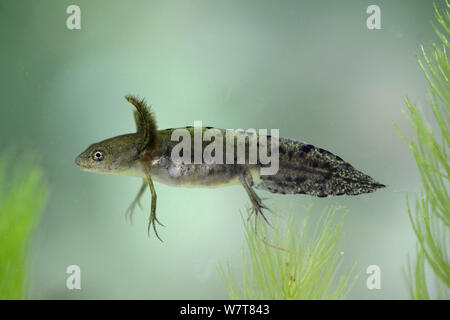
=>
[257,137,384,197]
[151,129,383,196]
[149,127,246,188]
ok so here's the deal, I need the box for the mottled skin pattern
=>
[151,127,247,188]
[75,95,385,240]
[260,137,385,197]
[153,130,384,196]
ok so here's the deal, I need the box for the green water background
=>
[0,0,441,299]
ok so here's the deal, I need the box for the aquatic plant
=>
[218,205,358,299]
[395,1,450,299]
[0,155,48,299]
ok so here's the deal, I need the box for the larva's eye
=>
[92,150,105,161]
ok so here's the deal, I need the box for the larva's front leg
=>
[144,168,165,241]
[125,179,147,223]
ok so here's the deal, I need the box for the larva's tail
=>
[255,138,385,197]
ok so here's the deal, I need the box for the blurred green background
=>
[0,0,442,299]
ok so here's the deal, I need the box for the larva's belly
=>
[149,156,245,188]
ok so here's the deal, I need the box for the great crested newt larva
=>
[75,95,385,241]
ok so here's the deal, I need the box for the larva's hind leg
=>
[239,172,272,228]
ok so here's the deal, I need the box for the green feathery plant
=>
[0,155,48,299]
[219,205,358,300]
[395,2,449,299]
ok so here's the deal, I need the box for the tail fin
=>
[255,138,385,197]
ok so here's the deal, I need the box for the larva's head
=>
[75,95,158,176]
[75,134,144,175]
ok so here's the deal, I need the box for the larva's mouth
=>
[74,154,93,171]
[74,155,82,167]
